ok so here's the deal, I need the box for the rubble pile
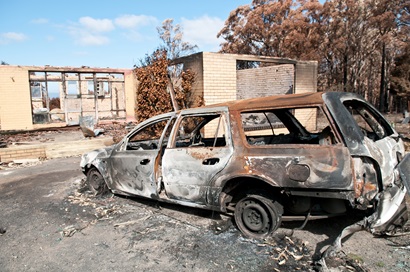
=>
[0,128,80,145]
[0,131,48,145]
[96,122,131,143]
[264,235,311,270]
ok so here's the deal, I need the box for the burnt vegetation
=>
[134,50,200,123]
[218,0,410,112]
[133,19,202,122]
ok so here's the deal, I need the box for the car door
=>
[161,111,234,205]
[241,108,353,190]
[107,117,172,198]
[341,100,404,188]
[324,93,406,205]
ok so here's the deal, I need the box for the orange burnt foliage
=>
[134,50,202,123]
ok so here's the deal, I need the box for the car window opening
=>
[241,107,335,146]
[175,114,227,148]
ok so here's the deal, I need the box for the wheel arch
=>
[218,175,283,213]
[82,163,94,175]
[82,160,111,189]
[82,159,106,177]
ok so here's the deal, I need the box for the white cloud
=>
[72,29,110,46]
[31,18,49,24]
[181,15,225,50]
[79,16,115,33]
[68,26,110,46]
[67,17,114,46]
[66,15,157,46]
[121,30,144,42]
[0,32,28,44]
[115,14,158,29]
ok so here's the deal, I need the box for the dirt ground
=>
[0,157,409,272]
[0,114,409,271]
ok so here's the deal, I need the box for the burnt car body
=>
[81,92,409,238]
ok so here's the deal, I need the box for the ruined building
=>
[0,53,317,131]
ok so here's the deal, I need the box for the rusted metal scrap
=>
[79,116,104,137]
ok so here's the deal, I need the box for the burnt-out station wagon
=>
[81,92,410,238]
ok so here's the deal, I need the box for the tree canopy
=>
[134,19,200,121]
[157,19,198,61]
[218,0,410,111]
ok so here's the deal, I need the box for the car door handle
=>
[140,159,150,165]
[202,158,220,165]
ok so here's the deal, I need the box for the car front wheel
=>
[86,168,108,196]
[234,193,282,239]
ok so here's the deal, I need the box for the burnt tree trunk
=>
[379,42,387,112]
[343,54,348,92]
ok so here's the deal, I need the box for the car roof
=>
[153,92,362,118]
[201,92,325,112]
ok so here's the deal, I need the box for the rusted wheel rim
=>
[241,200,270,232]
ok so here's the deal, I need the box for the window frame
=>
[170,112,229,149]
[125,117,171,151]
[240,106,337,147]
[342,100,394,141]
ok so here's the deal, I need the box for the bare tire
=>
[234,194,282,239]
[86,168,108,196]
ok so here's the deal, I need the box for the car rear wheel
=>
[86,168,108,196]
[234,193,282,239]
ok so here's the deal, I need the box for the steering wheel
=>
[190,131,204,146]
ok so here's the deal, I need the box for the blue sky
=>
[0,0,250,68]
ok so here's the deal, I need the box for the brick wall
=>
[179,53,204,106]
[0,146,46,162]
[237,64,294,99]
[173,53,318,135]
[202,52,237,105]
[61,76,127,123]
[294,61,318,94]
[1,66,135,131]
[294,62,319,131]
[174,53,317,107]
[0,66,34,130]
[124,70,137,121]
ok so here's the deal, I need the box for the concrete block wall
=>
[237,64,294,99]
[0,66,34,130]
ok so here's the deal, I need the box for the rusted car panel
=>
[81,92,409,239]
[237,146,352,190]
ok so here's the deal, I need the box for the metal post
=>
[167,74,179,112]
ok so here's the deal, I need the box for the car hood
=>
[80,145,115,169]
